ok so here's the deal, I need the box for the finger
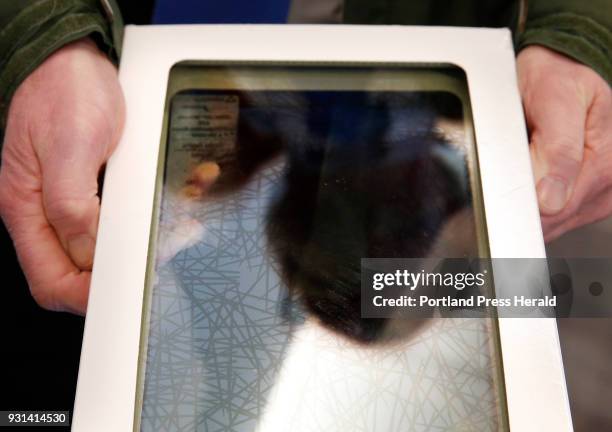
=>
[40,102,124,270]
[0,172,89,314]
[541,83,612,239]
[584,72,612,147]
[526,82,588,216]
[541,147,612,241]
[543,185,612,242]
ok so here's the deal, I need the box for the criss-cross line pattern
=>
[140,161,502,432]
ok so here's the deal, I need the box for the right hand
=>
[0,38,125,314]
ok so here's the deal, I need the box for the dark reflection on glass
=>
[139,69,503,432]
[181,90,471,343]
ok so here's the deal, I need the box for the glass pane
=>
[136,64,507,432]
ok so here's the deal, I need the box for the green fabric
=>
[104,0,124,57]
[344,0,612,85]
[518,0,612,84]
[0,0,122,135]
[0,0,610,144]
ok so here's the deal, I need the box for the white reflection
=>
[255,318,499,431]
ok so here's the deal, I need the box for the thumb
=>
[526,87,587,215]
[41,110,123,270]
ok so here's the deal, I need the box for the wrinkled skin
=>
[0,38,124,314]
[518,46,612,242]
[0,39,609,314]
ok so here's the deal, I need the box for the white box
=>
[73,25,572,432]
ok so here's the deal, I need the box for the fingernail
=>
[537,176,568,213]
[68,235,95,270]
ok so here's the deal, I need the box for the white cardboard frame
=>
[73,25,573,432]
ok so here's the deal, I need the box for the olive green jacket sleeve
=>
[0,0,123,134]
[0,0,610,140]
[345,0,612,85]
[517,0,611,85]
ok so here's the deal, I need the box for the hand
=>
[0,38,125,314]
[517,45,612,242]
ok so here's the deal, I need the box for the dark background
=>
[118,0,156,25]
[0,5,155,429]
[2,204,612,431]
[0,221,83,431]
[2,219,612,432]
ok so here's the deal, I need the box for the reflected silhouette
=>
[181,90,473,343]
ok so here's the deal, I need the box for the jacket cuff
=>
[517,12,612,86]
[0,0,121,135]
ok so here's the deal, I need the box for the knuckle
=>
[596,81,612,108]
[76,82,121,130]
[540,136,583,168]
[0,173,20,222]
[65,110,116,162]
[578,65,603,86]
[0,179,10,218]
[604,171,612,187]
[603,83,612,101]
[576,67,610,102]
[574,64,595,83]
[44,96,120,164]
[44,195,96,226]
[29,283,59,311]
[598,157,612,186]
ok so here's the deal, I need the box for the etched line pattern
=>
[140,161,500,432]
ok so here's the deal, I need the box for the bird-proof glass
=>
[135,63,508,432]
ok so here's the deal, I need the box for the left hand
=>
[517,45,612,242]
